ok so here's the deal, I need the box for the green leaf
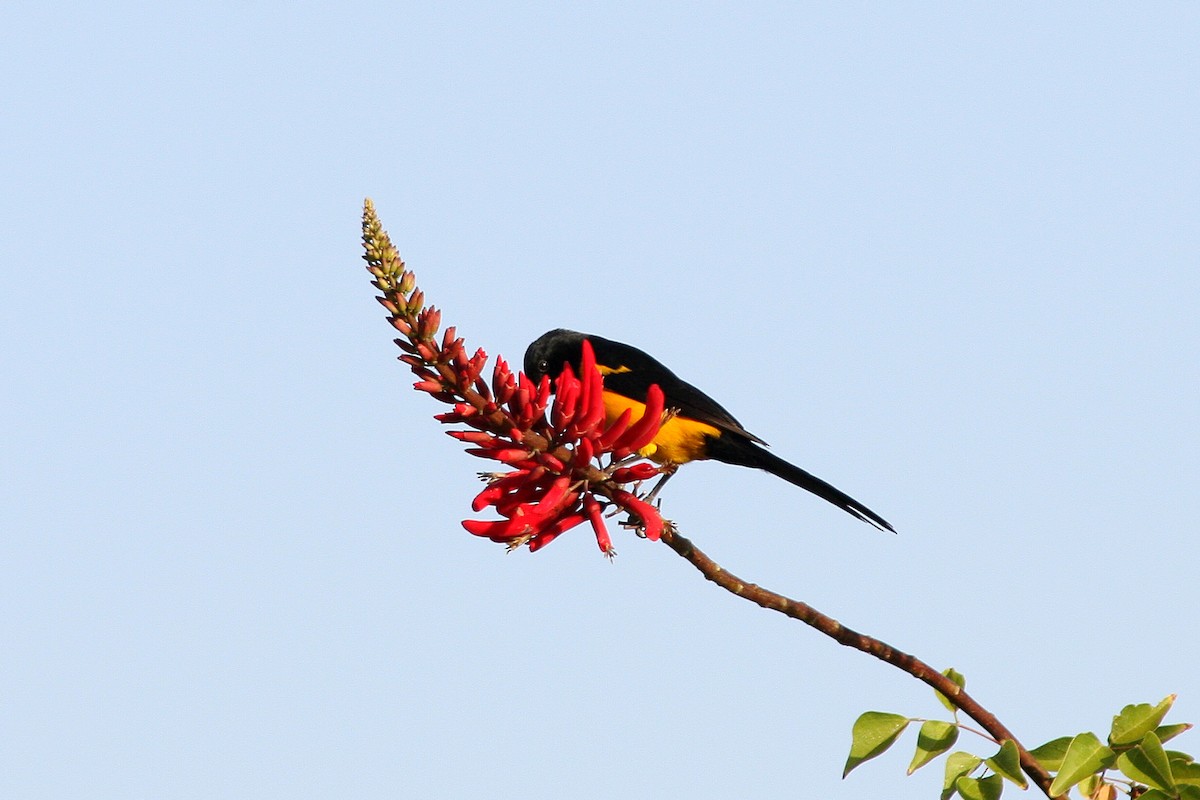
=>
[1179,784,1200,800]
[1158,723,1194,745]
[1117,731,1176,792]
[1137,791,1176,800]
[908,720,959,774]
[1078,774,1101,797]
[843,712,910,777]
[1048,732,1116,796]
[955,774,1002,800]
[1111,696,1176,747]
[936,668,967,712]
[985,739,1028,788]
[1175,761,1200,786]
[942,752,982,800]
[1169,750,1197,766]
[1028,736,1073,771]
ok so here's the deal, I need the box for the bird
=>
[523,328,894,532]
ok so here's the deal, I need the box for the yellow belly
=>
[602,391,719,464]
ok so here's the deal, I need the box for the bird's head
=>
[523,328,587,388]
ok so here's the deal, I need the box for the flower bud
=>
[413,379,445,394]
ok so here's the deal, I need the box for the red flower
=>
[362,201,668,556]
[458,342,668,555]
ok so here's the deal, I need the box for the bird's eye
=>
[537,359,549,374]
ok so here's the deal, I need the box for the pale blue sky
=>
[2,4,1198,799]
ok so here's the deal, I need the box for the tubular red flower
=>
[483,467,544,495]
[493,483,550,518]
[461,518,515,540]
[464,447,536,467]
[418,307,441,338]
[584,495,613,556]
[509,383,530,416]
[579,344,609,436]
[536,451,566,472]
[469,347,487,371]
[415,342,438,362]
[491,357,516,404]
[550,365,579,431]
[407,365,441,382]
[445,430,496,445]
[531,476,573,515]
[414,379,447,394]
[471,484,505,512]
[612,383,666,456]
[611,489,664,542]
[527,513,587,552]
[571,341,601,436]
[441,340,466,365]
[572,438,594,468]
[534,374,551,410]
[611,463,661,484]
[594,407,633,450]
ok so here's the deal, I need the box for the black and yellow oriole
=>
[524,329,894,532]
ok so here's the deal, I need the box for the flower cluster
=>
[362,200,667,556]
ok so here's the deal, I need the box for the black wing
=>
[590,334,768,446]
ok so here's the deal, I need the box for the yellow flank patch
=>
[601,391,719,465]
[597,364,632,376]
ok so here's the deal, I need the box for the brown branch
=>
[659,525,1061,798]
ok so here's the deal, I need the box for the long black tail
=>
[707,435,895,532]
